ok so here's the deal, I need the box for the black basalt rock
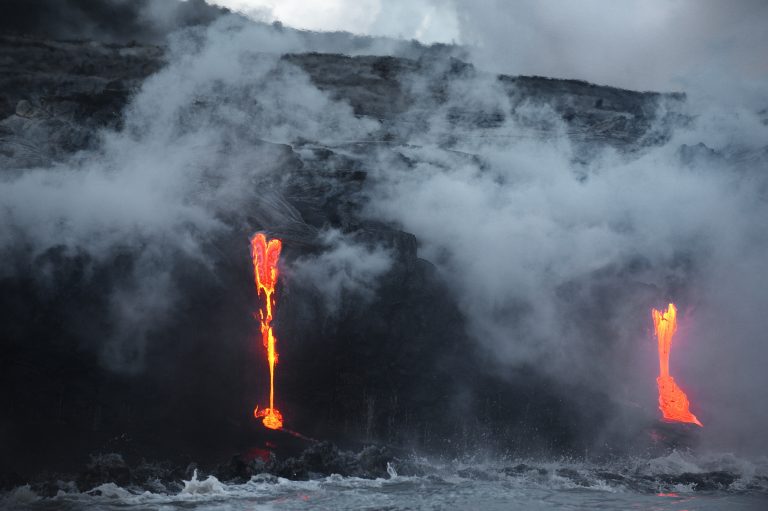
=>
[78,453,131,490]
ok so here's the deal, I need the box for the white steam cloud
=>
[452,0,768,108]
[0,17,381,370]
[364,65,768,452]
[290,229,392,315]
[219,0,768,108]
[1,4,766,454]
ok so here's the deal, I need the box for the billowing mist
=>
[365,68,768,452]
[1,17,389,370]
[456,0,768,105]
[1,1,767,483]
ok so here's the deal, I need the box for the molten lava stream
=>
[651,303,702,427]
[250,233,283,430]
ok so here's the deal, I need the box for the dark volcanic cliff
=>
[0,36,165,168]
[0,36,683,169]
[0,32,687,480]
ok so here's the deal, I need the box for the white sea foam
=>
[639,450,704,475]
[1,484,40,506]
[3,453,766,510]
[1,480,759,511]
[180,469,226,495]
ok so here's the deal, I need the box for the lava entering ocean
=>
[651,303,702,427]
[250,233,284,430]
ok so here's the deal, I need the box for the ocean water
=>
[4,451,767,510]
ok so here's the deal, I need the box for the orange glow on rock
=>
[250,233,283,430]
[254,405,283,430]
[651,303,702,427]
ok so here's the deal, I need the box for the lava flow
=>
[651,303,702,427]
[250,233,284,430]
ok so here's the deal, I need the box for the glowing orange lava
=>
[651,303,702,427]
[250,233,283,430]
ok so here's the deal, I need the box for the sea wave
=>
[3,451,766,511]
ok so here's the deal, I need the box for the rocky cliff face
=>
[0,29,691,478]
[0,36,165,168]
[0,35,682,170]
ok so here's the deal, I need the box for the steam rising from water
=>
[0,18,381,370]
[1,8,767,456]
[364,66,768,451]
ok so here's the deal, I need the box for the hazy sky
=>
[210,0,460,43]
[210,0,767,103]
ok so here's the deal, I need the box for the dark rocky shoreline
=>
[3,444,761,498]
